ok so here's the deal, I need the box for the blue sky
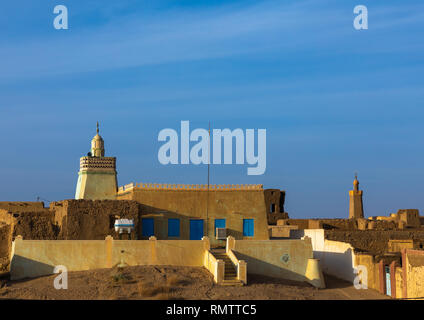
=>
[0,0,423,218]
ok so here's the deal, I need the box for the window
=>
[141,218,154,237]
[214,219,226,236]
[270,203,276,213]
[243,219,254,237]
[168,219,180,237]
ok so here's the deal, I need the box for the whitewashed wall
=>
[291,229,357,282]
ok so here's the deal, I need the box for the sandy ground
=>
[0,266,388,300]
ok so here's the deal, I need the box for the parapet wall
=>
[10,235,317,286]
[229,238,313,282]
[0,202,46,213]
[283,216,424,232]
[10,236,208,280]
[118,182,263,194]
[325,230,424,255]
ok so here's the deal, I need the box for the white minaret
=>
[75,122,118,200]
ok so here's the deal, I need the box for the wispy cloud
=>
[5,0,420,81]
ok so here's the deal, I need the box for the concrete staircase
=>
[211,249,243,286]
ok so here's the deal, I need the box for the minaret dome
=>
[91,122,105,157]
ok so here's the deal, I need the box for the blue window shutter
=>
[168,219,180,237]
[243,219,248,236]
[190,220,204,240]
[214,219,226,236]
[243,219,254,237]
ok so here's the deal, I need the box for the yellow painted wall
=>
[10,236,208,280]
[118,189,269,245]
[407,265,424,299]
[355,254,380,291]
[406,252,424,299]
[395,267,403,299]
[230,239,313,282]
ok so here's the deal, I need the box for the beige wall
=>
[76,171,118,200]
[11,235,317,286]
[293,229,358,282]
[269,225,298,238]
[355,253,380,292]
[405,250,424,299]
[395,266,403,299]
[229,238,313,282]
[10,236,208,280]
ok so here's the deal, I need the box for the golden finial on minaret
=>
[96,121,99,134]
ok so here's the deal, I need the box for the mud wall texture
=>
[284,218,414,231]
[284,219,357,230]
[0,208,57,240]
[404,250,424,299]
[50,200,141,240]
[0,223,11,272]
[0,202,46,213]
[325,230,424,255]
[264,189,288,225]
[355,253,381,292]
[0,207,57,272]
[230,238,313,282]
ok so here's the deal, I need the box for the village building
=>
[0,124,423,298]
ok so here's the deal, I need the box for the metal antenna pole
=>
[206,121,210,239]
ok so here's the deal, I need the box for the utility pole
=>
[206,121,211,239]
